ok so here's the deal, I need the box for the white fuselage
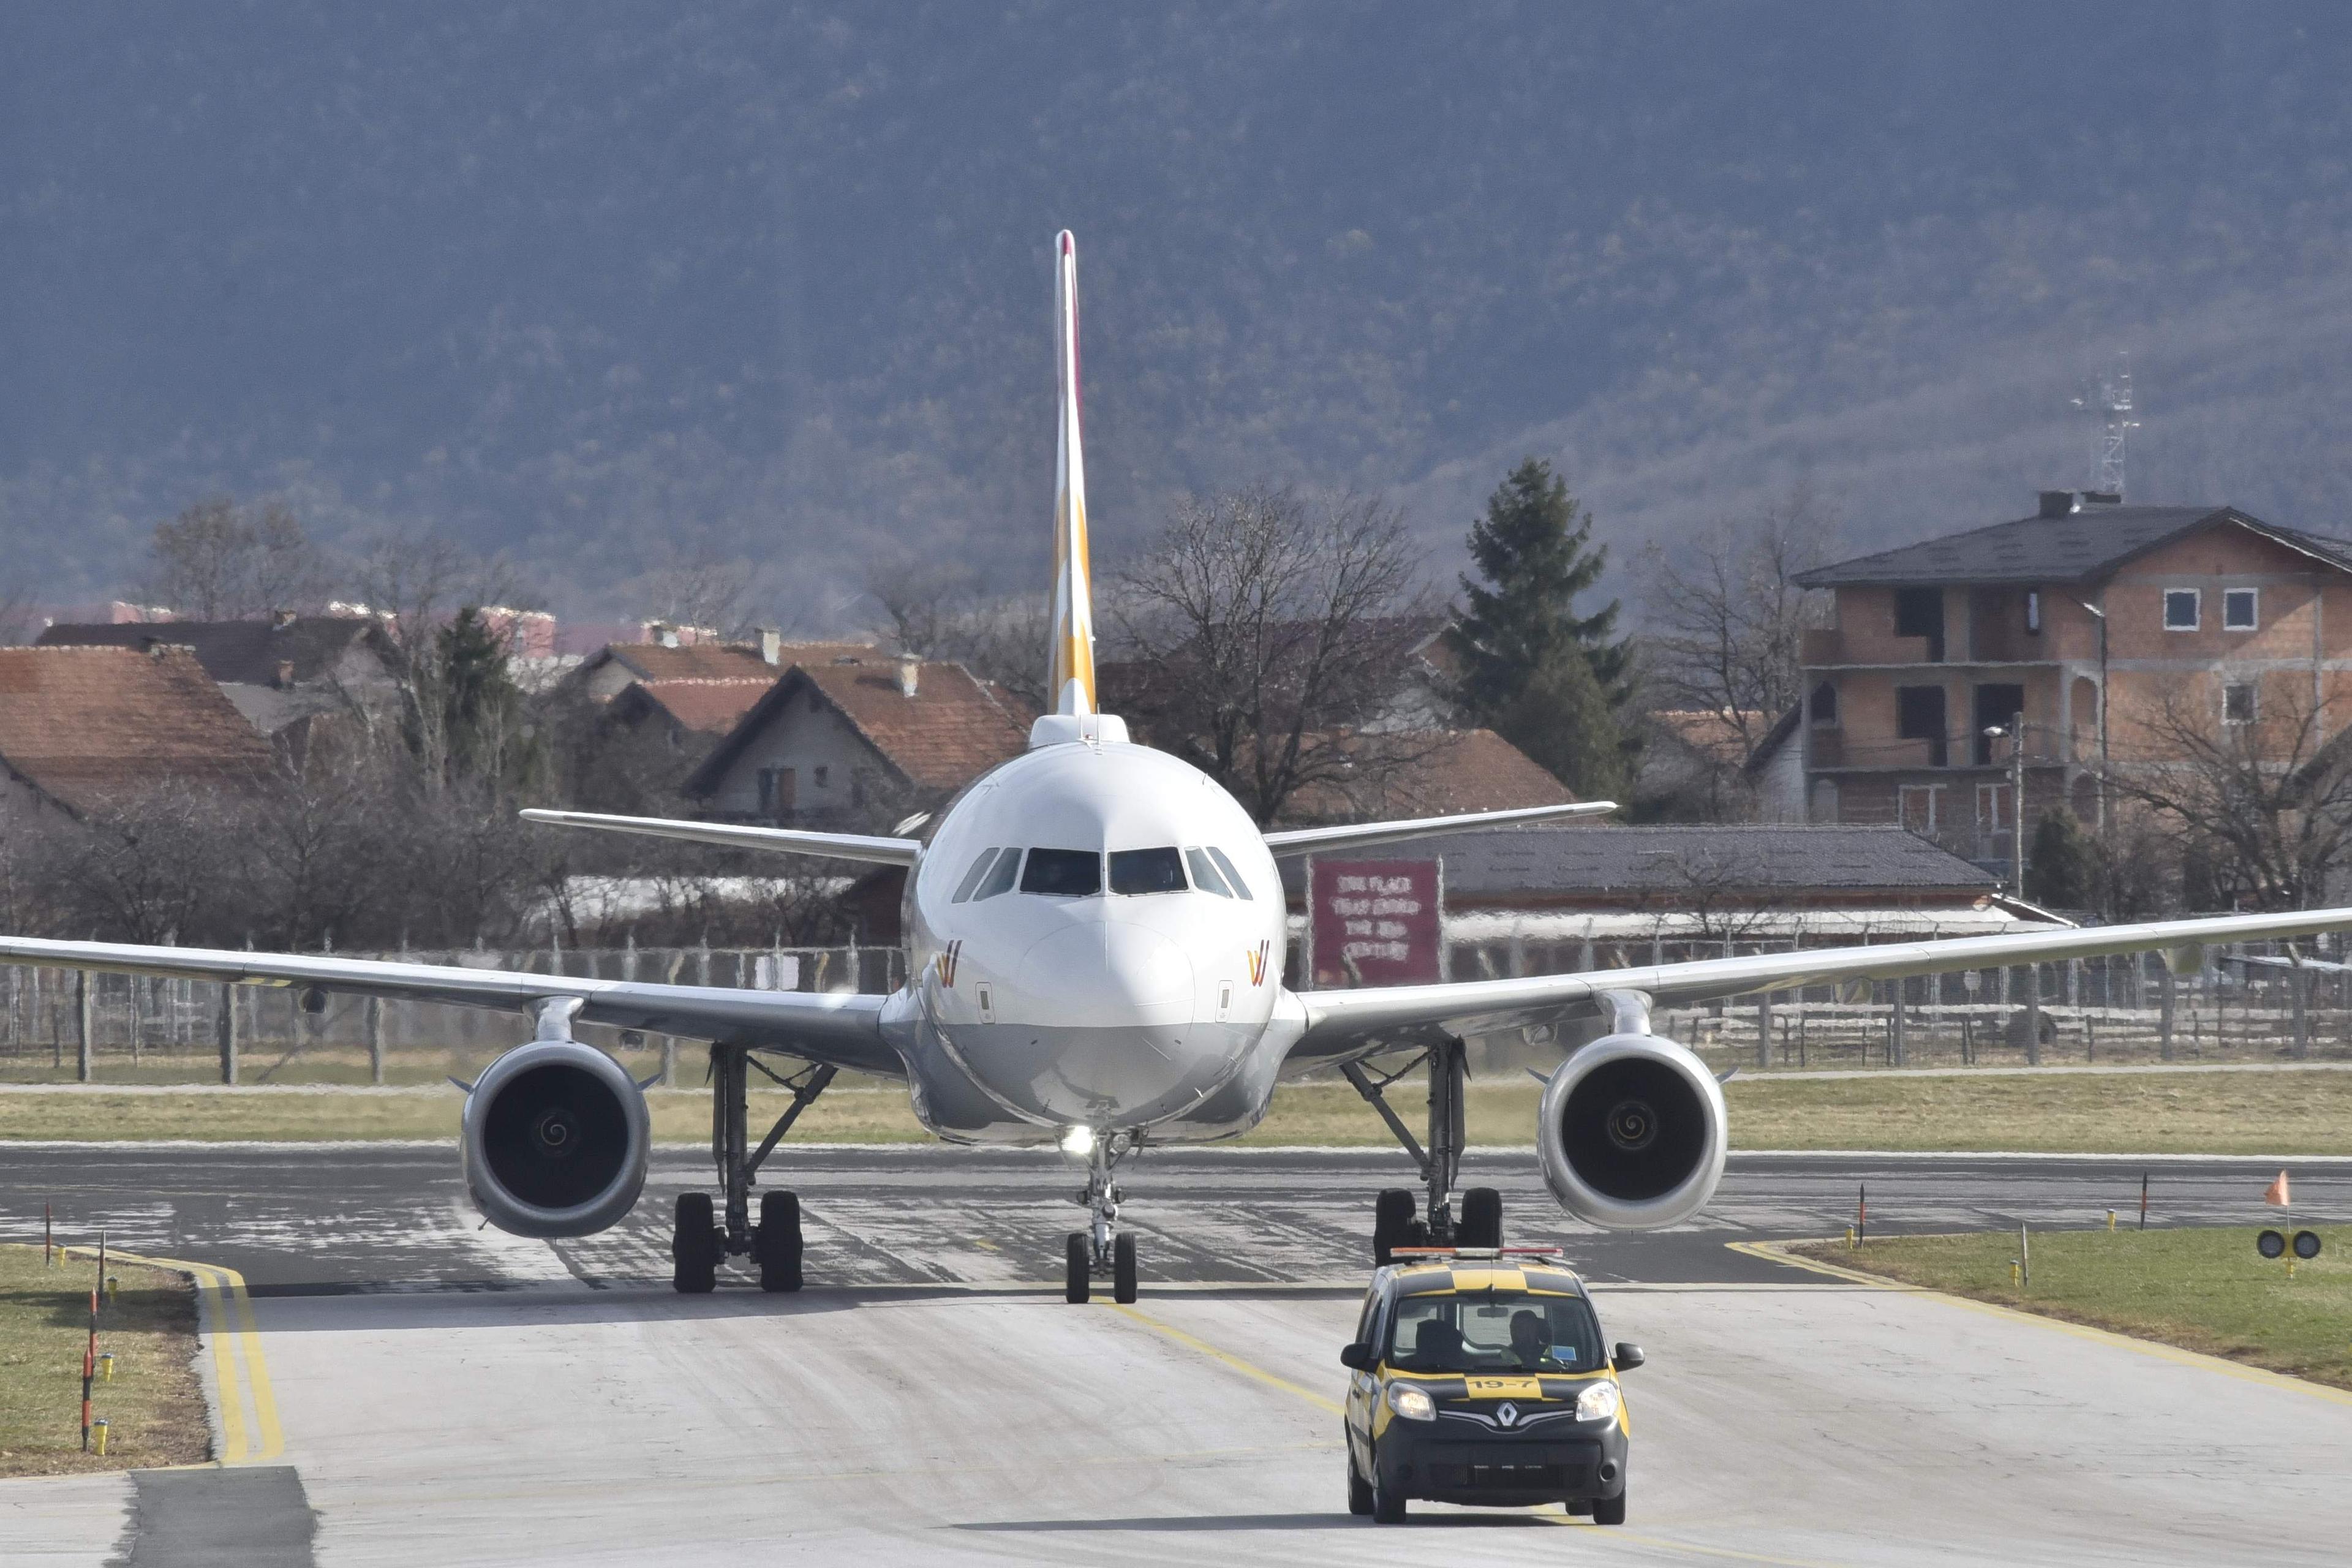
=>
[882,737,1298,1146]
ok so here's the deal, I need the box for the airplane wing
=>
[0,935,904,1077]
[518,809,922,868]
[1283,903,2352,1066]
[1261,801,1617,857]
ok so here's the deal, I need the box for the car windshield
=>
[1109,846,1188,895]
[1020,848,1102,897]
[1385,1290,1606,1374]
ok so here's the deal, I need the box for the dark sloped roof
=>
[1793,505,2352,588]
[0,647,272,812]
[37,616,399,685]
[1278,824,1996,900]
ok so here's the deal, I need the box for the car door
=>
[1344,1284,1384,1466]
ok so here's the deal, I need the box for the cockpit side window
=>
[1020,848,1102,897]
[974,848,1022,900]
[1207,846,1253,900]
[952,849,1002,903]
[1185,848,1232,898]
[1109,846,1188,895]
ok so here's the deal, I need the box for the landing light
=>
[1061,1126,1096,1156]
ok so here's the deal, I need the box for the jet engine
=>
[461,1038,650,1238]
[1536,1032,1727,1229]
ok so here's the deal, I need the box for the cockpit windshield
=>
[1109,847,1187,895]
[1020,848,1102,897]
[1384,1291,1606,1375]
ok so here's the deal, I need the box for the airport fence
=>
[0,943,906,1086]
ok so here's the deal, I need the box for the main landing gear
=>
[1341,1036,1502,1265]
[1063,1132,1140,1305]
[671,1046,836,1294]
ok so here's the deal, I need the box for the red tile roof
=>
[630,678,777,736]
[598,640,875,685]
[0,647,273,812]
[1281,728,1574,822]
[690,655,1029,796]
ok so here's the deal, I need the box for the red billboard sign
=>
[1310,858,1441,987]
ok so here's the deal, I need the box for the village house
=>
[0,645,273,825]
[1778,492,2352,877]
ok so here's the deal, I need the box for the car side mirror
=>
[1339,1342,1376,1373]
[1613,1343,1645,1371]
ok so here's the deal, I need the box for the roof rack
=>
[1389,1246,1567,1259]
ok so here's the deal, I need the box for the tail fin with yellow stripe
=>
[1048,230,1098,717]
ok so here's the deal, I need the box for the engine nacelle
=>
[1536,1032,1727,1230]
[461,1038,650,1238]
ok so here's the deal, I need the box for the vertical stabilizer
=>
[1048,230,1098,717]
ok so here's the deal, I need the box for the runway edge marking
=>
[97,1246,286,1463]
[1730,1238,2352,1411]
[1104,1300,1849,1566]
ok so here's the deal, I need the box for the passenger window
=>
[974,848,1022,900]
[952,849,1001,903]
[1109,846,1187,895]
[1207,846,1253,900]
[1185,848,1232,897]
[1020,848,1102,897]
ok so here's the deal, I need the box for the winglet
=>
[1047,230,1097,717]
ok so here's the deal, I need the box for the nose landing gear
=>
[1064,1131,1140,1304]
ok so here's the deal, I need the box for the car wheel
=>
[1593,1485,1626,1526]
[671,1192,718,1294]
[1370,1446,1406,1524]
[1458,1186,1502,1249]
[1065,1232,1090,1304]
[754,1190,803,1292]
[1112,1232,1139,1303]
[1346,1448,1373,1517]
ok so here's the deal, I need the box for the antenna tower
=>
[2072,352,2139,497]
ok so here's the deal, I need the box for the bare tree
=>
[142,498,331,619]
[347,533,531,797]
[1112,486,1439,824]
[865,552,978,658]
[1637,483,1841,760]
[2105,673,2352,910]
[631,541,772,640]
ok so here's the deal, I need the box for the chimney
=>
[2037,490,2079,519]
[758,627,781,666]
[651,622,679,649]
[275,660,296,688]
[896,655,921,698]
[271,608,298,630]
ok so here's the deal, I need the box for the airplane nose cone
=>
[1017,922,1195,1027]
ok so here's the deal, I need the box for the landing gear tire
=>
[1369,1446,1406,1524]
[1346,1450,1374,1517]
[1372,1188,1416,1265]
[754,1190,803,1292]
[1593,1485,1626,1526]
[671,1191,718,1294]
[1458,1186,1502,1250]
[1065,1232,1090,1303]
[1112,1232,1139,1303]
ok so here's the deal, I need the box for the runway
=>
[6,1145,2352,1565]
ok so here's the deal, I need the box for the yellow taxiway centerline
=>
[1730,1237,2352,1412]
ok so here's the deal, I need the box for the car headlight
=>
[1575,1378,1620,1423]
[1386,1383,1436,1422]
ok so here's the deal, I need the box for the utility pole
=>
[2011,709,2027,899]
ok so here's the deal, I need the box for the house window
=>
[2164,589,2200,630]
[1899,785,1941,834]
[1894,587,1945,661]
[2023,590,2041,634]
[1976,782,2012,835]
[2223,589,2258,631]
[2223,682,2257,725]
[1895,685,1948,767]
[813,765,830,790]
[1973,684,2024,766]
[756,766,797,820]
[1809,680,1839,726]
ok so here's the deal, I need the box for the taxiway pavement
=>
[6,1145,2351,1565]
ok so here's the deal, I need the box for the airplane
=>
[11,230,2352,1304]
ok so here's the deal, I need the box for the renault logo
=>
[1496,1401,1519,1428]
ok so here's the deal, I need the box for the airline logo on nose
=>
[1245,940,1270,987]
[938,940,963,990]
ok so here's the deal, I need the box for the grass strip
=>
[0,1242,209,1476]
[1791,1226,2352,1393]
[7,1068,2352,1153]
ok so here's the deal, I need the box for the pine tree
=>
[2024,807,2098,910]
[1448,458,1635,791]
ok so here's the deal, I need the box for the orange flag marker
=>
[2263,1170,2291,1207]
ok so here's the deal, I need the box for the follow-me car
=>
[1341,1248,1638,1524]
[9,232,2352,1315]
